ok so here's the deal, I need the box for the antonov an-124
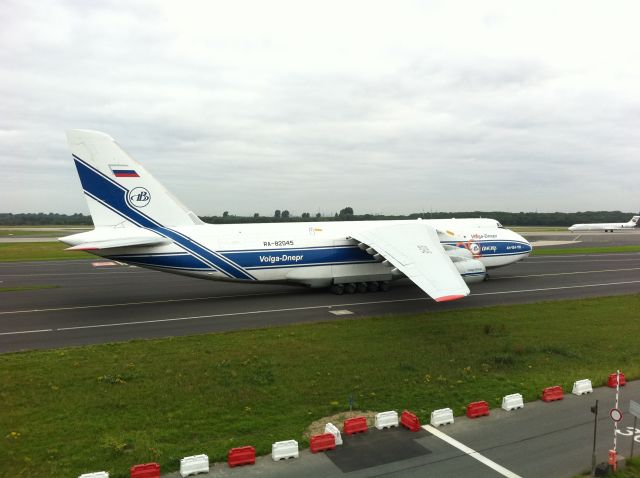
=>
[60,130,532,302]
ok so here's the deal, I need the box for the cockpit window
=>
[496,222,504,228]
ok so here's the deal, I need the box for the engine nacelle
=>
[442,244,474,260]
[450,256,486,283]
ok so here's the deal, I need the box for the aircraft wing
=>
[64,236,170,251]
[350,222,470,302]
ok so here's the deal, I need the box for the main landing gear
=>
[330,281,390,295]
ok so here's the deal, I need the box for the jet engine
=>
[448,255,486,283]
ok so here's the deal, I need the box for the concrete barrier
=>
[430,408,454,427]
[375,411,399,430]
[572,379,593,396]
[272,440,299,461]
[324,422,343,445]
[501,393,524,411]
[79,473,108,478]
[179,454,209,477]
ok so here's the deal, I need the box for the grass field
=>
[531,246,640,256]
[1,294,639,477]
[0,242,92,262]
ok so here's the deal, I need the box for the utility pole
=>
[591,399,598,476]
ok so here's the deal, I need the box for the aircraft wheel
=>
[344,283,356,294]
[330,284,344,295]
[484,273,490,281]
[367,281,379,292]
[379,281,390,291]
[356,282,368,293]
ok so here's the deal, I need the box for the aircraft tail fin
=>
[630,216,640,226]
[66,130,203,228]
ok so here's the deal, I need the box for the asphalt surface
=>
[163,380,640,478]
[1,232,639,352]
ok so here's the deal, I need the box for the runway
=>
[1,248,640,352]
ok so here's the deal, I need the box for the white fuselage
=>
[568,218,639,232]
[63,218,531,287]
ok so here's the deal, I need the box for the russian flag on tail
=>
[109,164,139,177]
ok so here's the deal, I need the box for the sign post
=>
[609,370,622,472]
[591,400,598,475]
[630,400,640,459]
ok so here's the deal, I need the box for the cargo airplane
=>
[60,130,532,302]
[568,216,639,232]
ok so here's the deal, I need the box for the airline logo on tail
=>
[110,164,139,178]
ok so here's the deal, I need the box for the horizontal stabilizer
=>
[65,236,170,251]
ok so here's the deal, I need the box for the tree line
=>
[1,210,636,227]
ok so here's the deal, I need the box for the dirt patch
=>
[304,410,378,438]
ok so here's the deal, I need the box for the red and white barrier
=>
[375,411,399,430]
[228,446,256,467]
[466,401,490,418]
[572,379,593,396]
[272,440,299,461]
[542,386,564,402]
[400,410,421,432]
[501,393,524,411]
[430,408,454,427]
[324,422,343,445]
[310,433,336,453]
[130,462,160,478]
[179,454,209,477]
[343,416,368,435]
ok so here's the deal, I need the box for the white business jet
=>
[60,130,532,302]
[568,216,639,232]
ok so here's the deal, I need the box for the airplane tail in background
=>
[66,130,203,228]
[630,216,640,227]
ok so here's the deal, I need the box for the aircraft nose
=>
[517,232,532,255]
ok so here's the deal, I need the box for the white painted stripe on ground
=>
[329,309,354,315]
[1,280,639,335]
[0,292,285,315]
[424,424,522,478]
[0,272,149,278]
[0,328,53,336]
[494,267,640,279]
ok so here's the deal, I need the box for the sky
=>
[1,0,639,217]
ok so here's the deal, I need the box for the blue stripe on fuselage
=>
[221,246,376,269]
[442,240,531,257]
[73,156,255,280]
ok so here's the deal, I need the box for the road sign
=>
[631,400,640,419]
[610,408,623,422]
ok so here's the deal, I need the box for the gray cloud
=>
[1,0,639,216]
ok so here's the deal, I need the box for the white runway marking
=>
[495,267,640,279]
[329,309,354,316]
[0,328,53,336]
[424,424,522,478]
[1,280,639,336]
[0,271,149,277]
[0,291,284,315]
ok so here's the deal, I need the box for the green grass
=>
[576,457,640,477]
[0,284,60,293]
[614,458,640,477]
[0,242,92,262]
[1,295,640,477]
[531,246,640,256]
